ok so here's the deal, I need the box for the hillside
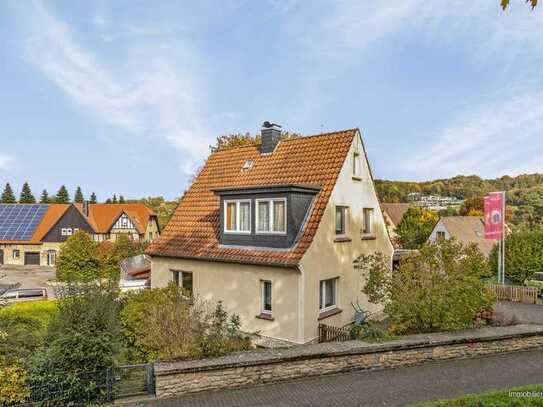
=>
[375,174,543,229]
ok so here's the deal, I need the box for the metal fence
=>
[318,323,354,343]
[487,283,539,304]
[6,364,155,406]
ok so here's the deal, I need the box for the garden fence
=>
[487,283,539,304]
[318,322,354,343]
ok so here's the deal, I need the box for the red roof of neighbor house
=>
[147,129,358,267]
[74,203,157,234]
[439,216,496,257]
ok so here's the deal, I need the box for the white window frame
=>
[61,228,67,236]
[260,280,272,315]
[255,198,287,235]
[335,206,348,236]
[12,249,19,260]
[362,208,374,235]
[66,228,73,236]
[73,228,79,234]
[120,214,129,228]
[47,250,56,266]
[223,199,252,234]
[319,277,339,313]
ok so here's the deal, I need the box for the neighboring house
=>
[427,216,495,257]
[380,203,411,245]
[119,254,151,291]
[0,203,159,267]
[148,123,394,345]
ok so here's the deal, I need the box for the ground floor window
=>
[261,280,272,315]
[47,250,56,266]
[12,249,20,260]
[171,270,193,297]
[319,278,338,312]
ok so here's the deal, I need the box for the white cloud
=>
[0,154,15,171]
[15,1,211,175]
[405,85,543,178]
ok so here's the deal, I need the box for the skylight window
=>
[241,160,254,171]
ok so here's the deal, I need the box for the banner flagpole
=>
[502,191,506,284]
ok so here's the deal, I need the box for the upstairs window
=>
[335,206,348,235]
[353,151,361,177]
[363,208,374,235]
[256,199,286,234]
[224,200,251,233]
[436,231,446,240]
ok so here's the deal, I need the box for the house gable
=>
[42,204,95,243]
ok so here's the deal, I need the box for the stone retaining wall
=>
[154,324,543,399]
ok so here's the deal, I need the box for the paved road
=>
[151,350,543,407]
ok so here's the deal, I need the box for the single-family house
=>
[148,123,394,345]
[0,202,159,267]
[427,216,495,257]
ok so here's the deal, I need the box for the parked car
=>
[0,287,48,306]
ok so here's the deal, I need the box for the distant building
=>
[427,216,495,257]
[0,203,160,267]
[380,203,411,246]
[407,193,463,211]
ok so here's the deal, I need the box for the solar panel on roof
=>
[0,204,49,241]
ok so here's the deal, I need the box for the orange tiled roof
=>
[147,129,357,267]
[75,203,157,234]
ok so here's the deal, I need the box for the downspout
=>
[297,264,305,344]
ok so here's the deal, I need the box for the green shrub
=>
[0,300,57,333]
[0,362,29,405]
[395,206,439,249]
[29,285,121,405]
[120,284,251,363]
[489,229,543,284]
[356,239,494,335]
[0,314,43,365]
[56,231,102,282]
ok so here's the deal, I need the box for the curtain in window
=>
[239,202,250,231]
[258,202,270,232]
[273,201,285,232]
[226,202,237,230]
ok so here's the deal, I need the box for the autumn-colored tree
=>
[396,207,439,249]
[501,0,537,9]
[209,131,301,152]
[459,197,484,217]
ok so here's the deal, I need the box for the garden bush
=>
[355,239,494,335]
[0,362,29,405]
[121,284,251,363]
[29,284,121,405]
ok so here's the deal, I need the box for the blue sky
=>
[1,1,542,200]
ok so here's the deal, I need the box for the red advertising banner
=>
[484,192,504,240]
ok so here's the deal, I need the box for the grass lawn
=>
[415,384,543,406]
[0,300,57,333]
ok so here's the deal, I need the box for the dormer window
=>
[224,200,251,233]
[256,199,286,234]
[242,160,254,171]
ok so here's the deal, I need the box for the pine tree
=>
[90,192,97,204]
[1,183,16,203]
[74,186,84,203]
[40,189,50,203]
[55,185,70,204]
[19,182,36,203]
[112,194,118,204]
[118,195,125,204]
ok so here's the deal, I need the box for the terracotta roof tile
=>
[147,129,357,267]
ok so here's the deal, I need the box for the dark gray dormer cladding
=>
[213,184,320,249]
[42,205,94,242]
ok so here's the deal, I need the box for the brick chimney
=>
[260,121,282,154]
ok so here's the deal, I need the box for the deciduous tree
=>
[355,239,493,335]
[395,207,438,249]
